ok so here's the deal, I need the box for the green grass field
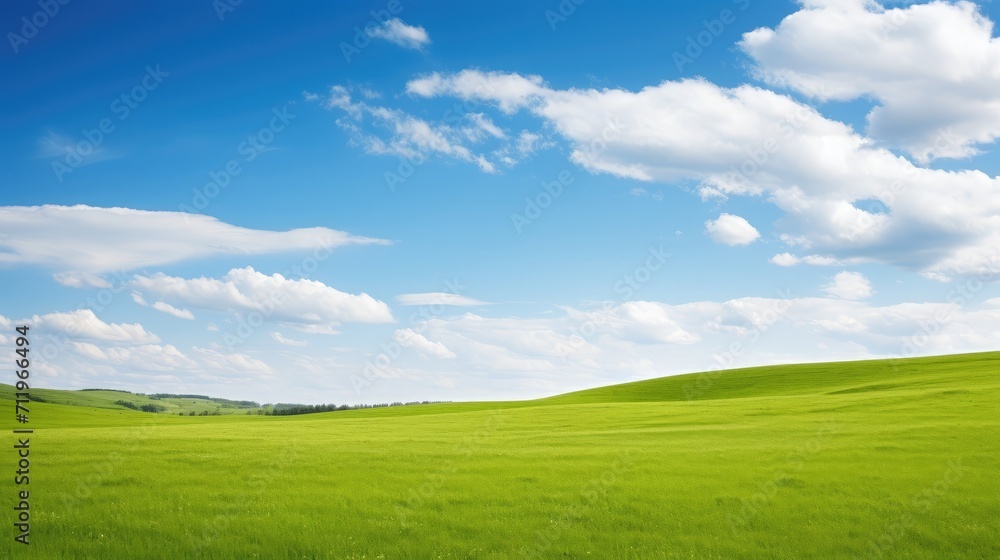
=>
[2,352,998,558]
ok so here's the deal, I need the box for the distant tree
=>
[114,400,139,410]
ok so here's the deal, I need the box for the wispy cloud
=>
[0,205,390,280]
[311,85,502,173]
[36,131,122,165]
[151,301,196,320]
[396,292,490,307]
[272,332,308,347]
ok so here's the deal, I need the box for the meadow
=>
[1,352,998,558]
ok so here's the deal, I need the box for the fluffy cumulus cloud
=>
[0,205,390,283]
[7,288,1000,401]
[705,213,761,246]
[131,267,394,325]
[356,291,1000,400]
[396,65,1000,279]
[59,341,274,380]
[368,18,430,50]
[76,343,199,373]
[823,271,875,300]
[740,0,1000,162]
[583,301,702,345]
[406,70,548,112]
[30,309,159,344]
[0,310,274,392]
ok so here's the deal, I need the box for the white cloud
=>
[131,267,394,325]
[388,293,1000,399]
[414,313,599,377]
[284,324,341,335]
[31,309,159,344]
[393,328,456,359]
[53,272,111,288]
[740,0,1000,162]
[705,213,761,246]
[368,18,430,50]
[770,253,799,266]
[271,332,308,347]
[0,311,287,397]
[823,271,875,300]
[68,342,107,361]
[406,70,548,113]
[315,86,498,173]
[0,309,287,389]
[191,347,275,377]
[151,301,195,320]
[400,69,1000,279]
[0,205,389,279]
[587,301,702,345]
[315,80,551,176]
[96,344,200,372]
[464,113,505,141]
[9,285,1000,402]
[396,292,490,306]
[922,272,953,284]
[771,253,847,267]
[801,255,845,266]
[131,291,195,320]
[54,331,274,380]
[515,131,550,155]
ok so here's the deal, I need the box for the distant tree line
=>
[267,400,446,416]
[114,400,166,413]
[145,393,260,408]
[108,396,448,417]
[148,393,210,399]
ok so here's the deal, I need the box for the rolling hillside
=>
[1,352,998,558]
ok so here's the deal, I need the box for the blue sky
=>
[2,0,1000,404]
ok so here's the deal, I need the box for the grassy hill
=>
[0,384,260,416]
[1,352,998,558]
